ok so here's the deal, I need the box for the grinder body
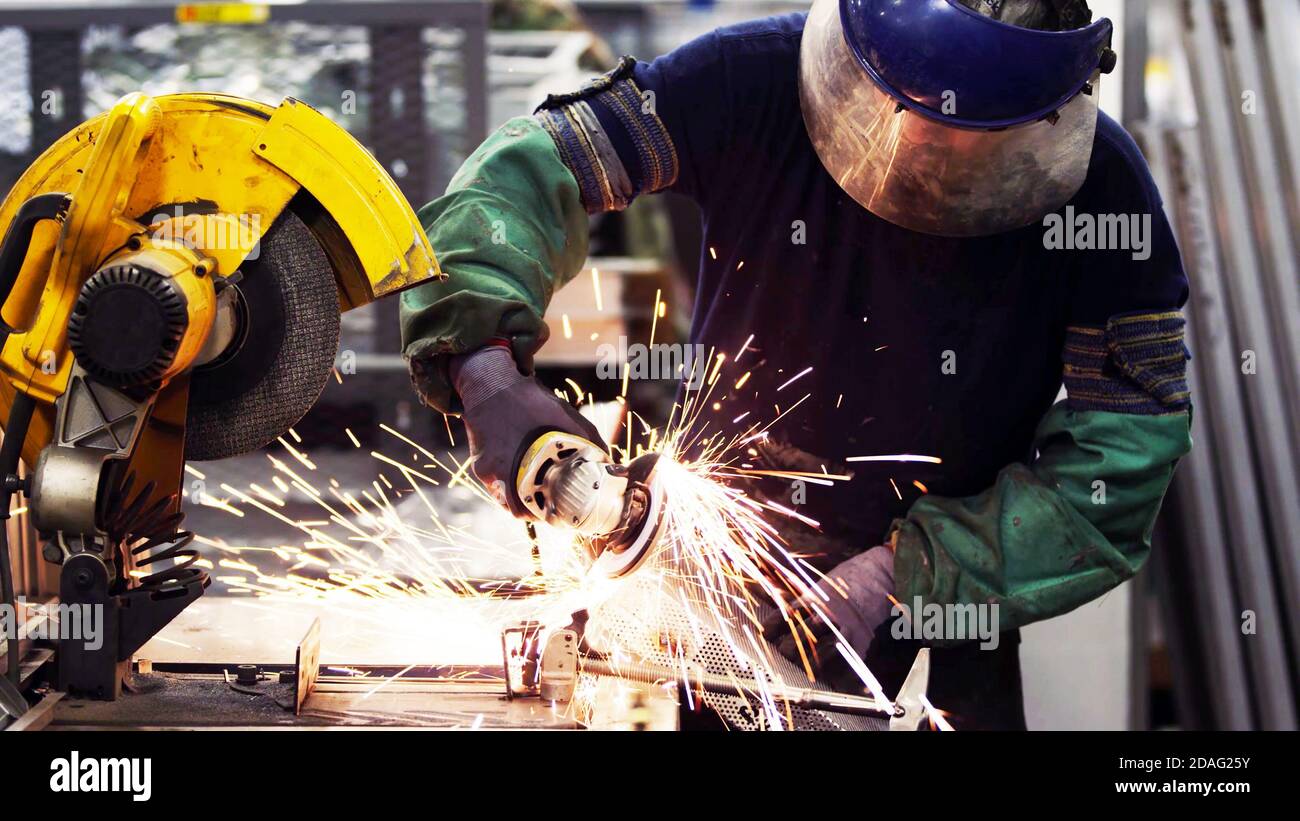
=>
[513,430,664,578]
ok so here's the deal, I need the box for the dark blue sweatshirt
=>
[570,13,1187,545]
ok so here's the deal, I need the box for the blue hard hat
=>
[840,0,1115,129]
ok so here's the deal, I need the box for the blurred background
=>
[0,0,1296,729]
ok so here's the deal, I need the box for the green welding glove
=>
[887,308,1194,635]
[451,344,605,516]
[890,405,1191,635]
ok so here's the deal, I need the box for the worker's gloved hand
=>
[762,544,896,675]
[451,344,605,516]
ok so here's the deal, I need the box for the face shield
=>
[800,0,1115,237]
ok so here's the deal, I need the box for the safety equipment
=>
[799,0,1116,237]
[0,92,440,698]
[450,344,602,505]
[448,343,665,576]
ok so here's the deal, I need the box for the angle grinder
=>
[513,431,665,578]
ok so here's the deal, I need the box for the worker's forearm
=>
[400,117,590,413]
[891,406,1191,635]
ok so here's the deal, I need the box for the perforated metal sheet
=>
[585,572,887,731]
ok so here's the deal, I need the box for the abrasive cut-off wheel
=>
[184,208,340,461]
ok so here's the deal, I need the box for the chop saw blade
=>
[183,206,340,461]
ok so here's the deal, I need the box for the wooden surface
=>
[50,671,578,730]
[137,595,538,668]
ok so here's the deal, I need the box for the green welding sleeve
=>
[403,49,707,411]
[890,311,1193,634]
[399,117,590,413]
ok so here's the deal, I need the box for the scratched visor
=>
[799,0,1108,237]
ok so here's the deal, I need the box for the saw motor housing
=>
[0,92,441,697]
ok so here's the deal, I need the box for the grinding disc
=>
[184,208,340,461]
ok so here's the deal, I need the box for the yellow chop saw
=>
[0,92,440,700]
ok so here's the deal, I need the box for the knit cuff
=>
[1063,311,1190,414]
[450,345,526,412]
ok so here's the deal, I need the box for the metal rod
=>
[580,657,896,718]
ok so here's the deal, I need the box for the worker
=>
[400,0,1191,729]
